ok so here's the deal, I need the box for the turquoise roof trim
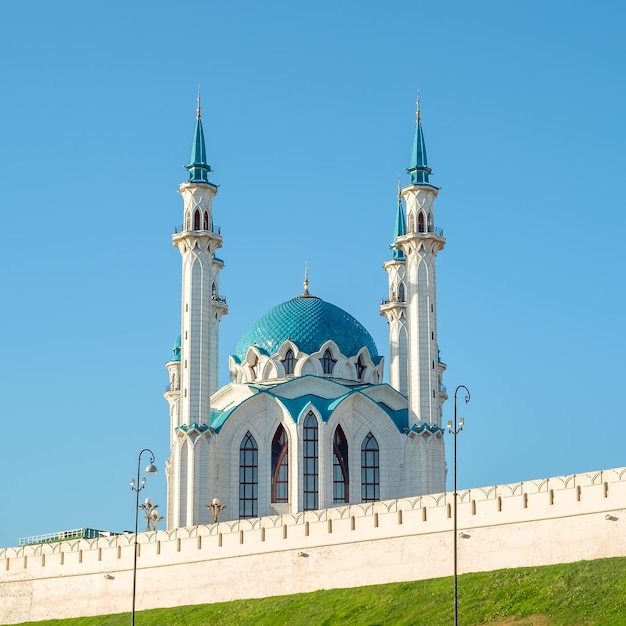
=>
[392,197,406,260]
[233,296,380,363]
[171,335,181,362]
[185,106,213,184]
[406,118,433,185]
[208,378,409,434]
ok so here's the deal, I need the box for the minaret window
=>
[427,212,433,232]
[303,412,319,510]
[211,282,217,299]
[418,212,425,233]
[355,355,365,379]
[203,211,209,230]
[408,213,415,233]
[398,282,405,302]
[361,433,380,502]
[193,209,201,230]
[282,349,295,376]
[333,425,349,504]
[239,432,258,519]
[321,349,336,375]
[271,425,289,503]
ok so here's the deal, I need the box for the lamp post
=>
[207,498,226,523]
[130,449,158,626]
[138,498,164,532]
[447,385,470,626]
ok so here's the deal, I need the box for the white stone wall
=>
[1,467,625,625]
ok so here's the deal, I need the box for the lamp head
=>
[446,420,452,430]
[145,463,158,475]
[212,498,220,506]
[459,417,465,428]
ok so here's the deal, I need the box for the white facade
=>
[1,467,625,624]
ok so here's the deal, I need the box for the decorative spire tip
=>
[196,85,202,120]
[303,262,310,296]
[416,90,421,123]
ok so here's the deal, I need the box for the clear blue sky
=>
[1,1,625,548]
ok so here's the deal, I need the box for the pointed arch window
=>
[193,209,201,230]
[361,432,380,502]
[282,349,295,376]
[408,212,415,233]
[271,425,289,503]
[355,355,365,380]
[211,282,217,299]
[427,211,433,232]
[333,425,349,504]
[321,349,336,375]
[418,211,425,233]
[239,432,258,519]
[398,282,405,302]
[203,211,209,230]
[303,412,318,510]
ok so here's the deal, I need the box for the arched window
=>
[418,211,425,233]
[427,211,433,232]
[361,432,380,502]
[203,211,209,230]
[333,425,349,504]
[355,355,365,379]
[282,349,295,376]
[321,349,336,375]
[211,282,217,299]
[239,432,258,519]
[303,412,318,510]
[271,425,289,503]
[398,282,405,302]
[193,209,200,230]
[408,212,415,233]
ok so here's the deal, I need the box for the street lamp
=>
[447,385,470,626]
[130,449,158,626]
[207,498,226,523]
[138,498,164,532]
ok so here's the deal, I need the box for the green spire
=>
[406,95,432,185]
[185,90,213,184]
[393,179,406,260]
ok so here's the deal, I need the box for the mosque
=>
[164,98,449,528]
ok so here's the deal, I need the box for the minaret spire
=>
[407,93,432,185]
[392,178,406,260]
[186,88,213,184]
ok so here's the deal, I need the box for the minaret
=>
[380,181,409,396]
[395,98,447,433]
[166,95,228,529]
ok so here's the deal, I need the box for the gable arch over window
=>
[302,412,319,510]
[271,425,289,503]
[239,432,258,519]
[333,425,349,504]
[361,432,380,502]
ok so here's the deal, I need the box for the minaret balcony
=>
[174,223,222,235]
[410,225,444,237]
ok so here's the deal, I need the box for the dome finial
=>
[196,85,202,120]
[303,261,310,296]
[416,90,421,123]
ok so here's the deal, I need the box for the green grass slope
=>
[11,557,626,626]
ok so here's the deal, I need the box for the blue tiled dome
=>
[234,296,379,362]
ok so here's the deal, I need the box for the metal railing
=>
[18,528,110,546]
[174,224,222,235]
